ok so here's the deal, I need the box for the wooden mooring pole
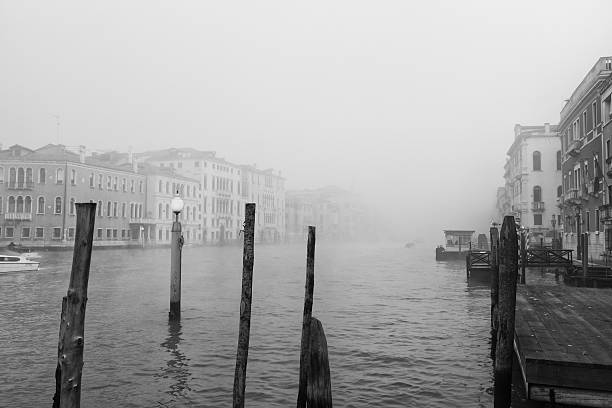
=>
[490,225,499,360]
[494,215,519,408]
[582,233,588,278]
[232,203,256,408]
[169,212,183,320]
[53,202,96,408]
[307,317,333,408]
[297,226,316,408]
[520,231,526,284]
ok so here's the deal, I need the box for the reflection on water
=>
[0,243,567,407]
[156,319,192,404]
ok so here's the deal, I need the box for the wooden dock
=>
[514,284,612,407]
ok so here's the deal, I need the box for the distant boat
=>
[405,242,415,248]
[0,254,40,273]
[5,242,40,258]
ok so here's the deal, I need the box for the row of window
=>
[0,196,144,217]
[564,210,603,233]
[1,226,71,240]
[159,160,241,175]
[157,180,200,197]
[158,202,199,221]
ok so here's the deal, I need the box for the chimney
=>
[79,145,86,163]
[544,123,551,134]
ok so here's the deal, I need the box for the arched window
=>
[122,202,126,217]
[39,168,46,184]
[8,196,15,212]
[9,167,16,186]
[17,168,24,188]
[557,185,563,197]
[130,203,134,218]
[26,168,33,187]
[139,204,143,218]
[0,197,2,213]
[0,167,3,183]
[159,180,163,192]
[158,203,163,218]
[25,196,32,213]
[38,197,45,214]
[556,150,562,170]
[533,186,542,202]
[71,169,76,185]
[89,172,94,187]
[16,196,24,212]
[70,198,76,215]
[98,200,103,216]
[166,204,170,219]
[533,151,541,171]
[107,201,112,217]
[166,182,170,193]
[56,168,64,184]
[55,197,62,214]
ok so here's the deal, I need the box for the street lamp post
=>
[169,192,184,321]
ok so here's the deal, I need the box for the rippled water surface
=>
[1,242,520,407]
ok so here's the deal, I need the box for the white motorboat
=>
[0,254,40,273]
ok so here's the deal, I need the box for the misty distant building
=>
[240,165,285,243]
[559,57,612,262]
[0,144,146,247]
[285,186,366,241]
[495,186,510,222]
[502,123,560,244]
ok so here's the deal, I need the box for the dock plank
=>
[515,285,612,395]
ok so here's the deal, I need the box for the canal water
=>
[0,242,555,407]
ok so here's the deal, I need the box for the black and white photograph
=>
[1,1,612,407]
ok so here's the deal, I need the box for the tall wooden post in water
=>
[233,203,255,408]
[53,203,96,408]
[494,215,519,408]
[520,231,526,284]
[169,194,184,321]
[582,233,589,277]
[489,224,500,359]
[297,226,316,408]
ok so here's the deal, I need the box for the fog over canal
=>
[0,242,508,408]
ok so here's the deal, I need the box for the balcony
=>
[4,213,33,221]
[566,139,583,157]
[532,201,545,212]
[7,181,34,190]
[601,207,612,222]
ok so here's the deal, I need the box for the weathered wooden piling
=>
[169,213,183,320]
[494,215,519,408]
[307,317,333,408]
[232,203,255,408]
[53,203,96,408]
[489,225,499,359]
[520,232,526,284]
[297,226,316,408]
[582,233,588,278]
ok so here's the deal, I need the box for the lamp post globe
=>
[171,192,184,220]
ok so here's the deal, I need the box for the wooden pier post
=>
[520,231,526,284]
[307,317,333,408]
[582,233,588,278]
[494,215,519,408]
[490,225,500,358]
[232,203,256,408]
[297,226,316,408]
[169,213,183,320]
[53,203,96,408]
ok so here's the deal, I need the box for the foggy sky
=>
[1,0,611,242]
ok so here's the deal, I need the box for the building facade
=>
[559,57,612,262]
[240,165,285,242]
[138,165,202,245]
[0,144,146,247]
[503,124,561,244]
[141,148,245,244]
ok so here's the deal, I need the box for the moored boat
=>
[435,230,475,261]
[0,254,40,273]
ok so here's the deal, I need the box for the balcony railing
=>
[532,201,545,211]
[567,139,583,157]
[4,213,33,220]
[564,189,579,201]
[7,181,34,190]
